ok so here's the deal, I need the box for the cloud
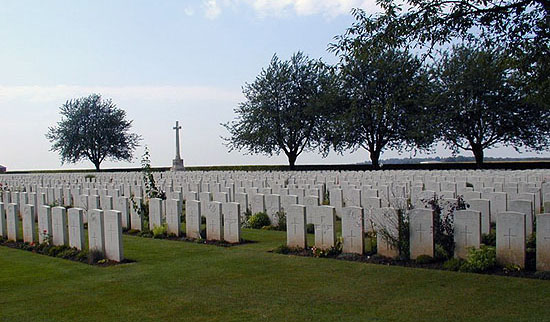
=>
[0,85,243,104]
[200,0,378,20]
[251,0,379,17]
[204,0,222,19]
[184,7,195,16]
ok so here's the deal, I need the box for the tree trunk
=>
[370,149,381,170]
[471,145,484,169]
[286,152,298,171]
[93,161,101,172]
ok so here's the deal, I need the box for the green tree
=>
[434,44,550,167]
[46,94,141,171]
[222,52,336,169]
[327,46,436,169]
[345,1,549,62]
[339,2,549,114]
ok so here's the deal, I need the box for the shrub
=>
[275,211,287,231]
[248,212,271,229]
[534,271,550,280]
[88,249,105,264]
[415,255,434,264]
[312,237,343,258]
[434,244,450,261]
[306,223,315,234]
[273,245,293,254]
[460,246,496,273]
[481,230,496,247]
[152,224,168,238]
[443,258,464,271]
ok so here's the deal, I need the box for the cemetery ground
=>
[2,228,550,321]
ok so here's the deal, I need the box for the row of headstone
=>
[283,201,550,271]
[0,202,124,262]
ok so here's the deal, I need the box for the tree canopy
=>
[222,52,336,169]
[434,44,550,166]
[46,94,141,171]
[327,42,437,168]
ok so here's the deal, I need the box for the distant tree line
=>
[224,1,550,169]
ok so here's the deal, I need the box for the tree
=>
[222,52,336,169]
[434,44,550,167]
[339,2,549,112]
[327,45,437,169]
[46,94,141,171]
[346,1,549,61]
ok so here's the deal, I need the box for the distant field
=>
[2,228,550,321]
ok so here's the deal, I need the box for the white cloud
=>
[0,85,242,104]
[244,0,378,18]
[184,7,195,16]
[204,0,222,19]
[199,0,378,20]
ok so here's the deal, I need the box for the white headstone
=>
[286,205,307,248]
[22,204,37,243]
[38,205,52,244]
[104,210,124,262]
[89,209,106,254]
[536,213,550,271]
[68,208,85,250]
[312,206,336,250]
[51,206,68,246]
[149,198,164,231]
[6,203,20,241]
[496,211,526,268]
[186,200,202,239]
[206,201,223,241]
[341,206,364,254]
[453,210,481,259]
[467,199,491,234]
[166,198,182,237]
[223,202,241,243]
[409,208,434,259]
[0,202,6,238]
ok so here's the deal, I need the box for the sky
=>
[0,0,547,171]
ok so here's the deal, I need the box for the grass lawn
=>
[1,228,550,321]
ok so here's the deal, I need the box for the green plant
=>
[434,243,450,261]
[460,246,496,273]
[424,196,467,258]
[275,211,286,231]
[443,258,464,271]
[415,255,434,264]
[152,224,168,238]
[241,208,253,228]
[311,237,343,258]
[273,245,294,254]
[481,229,496,247]
[141,146,166,200]
[247,212,271,229]
[87,249,105,264]
[534,271,550,280]
[306,223,315,234]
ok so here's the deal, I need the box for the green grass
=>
[1,228,550,321]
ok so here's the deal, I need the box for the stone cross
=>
[173,121,182,160]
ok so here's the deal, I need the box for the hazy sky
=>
[0,0,546,171]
